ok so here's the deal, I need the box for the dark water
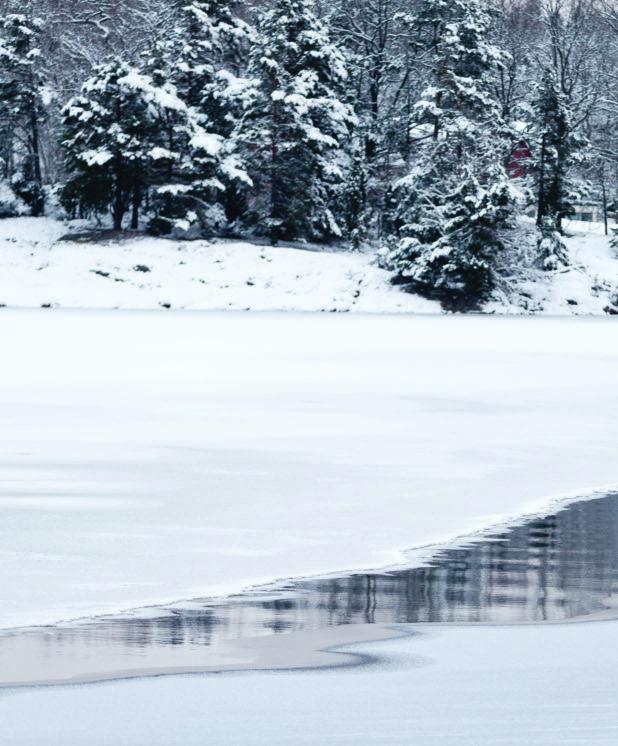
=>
[2,493,618,684]
[104,490,618,632]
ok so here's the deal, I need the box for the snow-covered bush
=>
[0,178,27,218]
[536,217,569,270]
[41,185,68,221]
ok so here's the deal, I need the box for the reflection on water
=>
[2,493,618,684]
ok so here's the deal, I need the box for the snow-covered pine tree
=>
[143,0,252,229]
[0,13,47,216]
[381,0,515,310]
[532,68,586,269]
[240,0,355,245]
[172,0,251,118]
[62,59,159,230]
[343,145,368,250]
[61,57,244,233]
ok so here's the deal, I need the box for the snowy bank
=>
[488,218,618,315]
[0,217,616,314]
[0,218,438,314]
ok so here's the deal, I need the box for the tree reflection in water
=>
[4,492,618,663]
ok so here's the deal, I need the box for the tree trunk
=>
[270,102,280,247]
[112,100,125,231]
[131,168,141,231]
[536,133,547,227]
[113,200,124,231]
[601,174,608,236]
[365,73,380,161]
[433,92,442,141]
[29,103,44,217]
[113,167,125,231]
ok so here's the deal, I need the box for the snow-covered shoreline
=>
[0,218,439,314]
[0,217,616,314]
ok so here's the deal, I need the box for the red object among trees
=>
[507,140,533,179]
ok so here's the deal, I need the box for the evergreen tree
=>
[381,0,515,310]
[532,68,586,268]
[61,57,244,232]
[0,14,47,216]
[343,145,368,250]
[172,0,251,119]
[144,0,252,228]
[240,0,355,245]
[62,59,159,230]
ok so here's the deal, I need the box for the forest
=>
[0,0,616,309]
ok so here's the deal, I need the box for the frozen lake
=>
[2,311,618,743]
[2,310,618,629]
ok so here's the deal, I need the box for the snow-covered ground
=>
[0,216,616,313]
[3,620,617,745]
[488,218,618,315]
[0,218,438,313]
[2,310,618,629]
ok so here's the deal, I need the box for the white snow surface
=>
[1,309,618,629]
[0,216,616,313]
[3,620,618,744]
[488,218,618,315]
[0,218,438,313]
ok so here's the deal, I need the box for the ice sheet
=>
[1,310,617,628]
